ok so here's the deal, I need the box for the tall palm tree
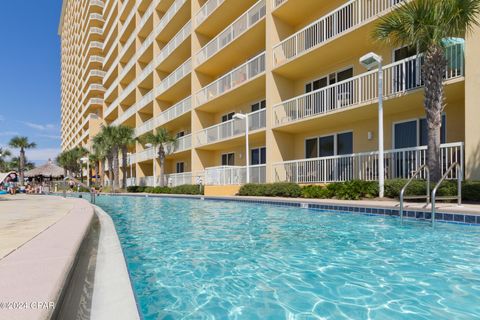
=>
[92,132,109,187]
[56,151,69,178]
[0,147,11,172]
[116,125,136,189]
[373,0,480,181]
[9,136,36,185]
[56,147,88,179]
[142,128,176,187]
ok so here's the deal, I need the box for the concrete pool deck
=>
[0,194,139,320]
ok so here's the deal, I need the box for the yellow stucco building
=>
[59,0,480,195]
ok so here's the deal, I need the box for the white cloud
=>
[37,134,61,140]
[22,122,58,131]
[0,131,18,137]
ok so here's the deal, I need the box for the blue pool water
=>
[93,195,480,319]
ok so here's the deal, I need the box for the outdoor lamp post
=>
[127,152,133,186]
[233,113,249,184]
[80,157,89,187]
[359,52,384,198]
[145,143,156,187]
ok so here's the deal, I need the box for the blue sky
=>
[0,1,63,164]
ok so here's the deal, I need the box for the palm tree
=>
[56,151,69,178]
[56,147,88,179]
[0,147,11,172]
[116,125,136,189]
[142,128,176,187]
[9,136,36,185]
[92,132,109,187]
[372,0,480,181]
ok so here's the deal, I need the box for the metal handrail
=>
[399,164,430,221]
[431,162,462,227]
[63,175,97,204]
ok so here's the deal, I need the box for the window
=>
[251,100,266,112]
[176,131,185,138]
[176,162,185,173]
[221,153,235,166]
[221,112,235,122]
[305,132,353,158]
[394,115,446,148]
[305,68,353,93]
[251,147,266,165]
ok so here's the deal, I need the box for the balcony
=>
[196,0,225,27]
[196,0,266,68]
[112,90,154,126]
[273,43,464,128]
[273,0,405,67]
[155,58,192,99]
[128,134,192,164]
[196,52,265,108]
[155,20,191,71]
[205,165,266,185]
[195,108,266,147]
[272,143,464,184]
[135,96,192,137]
[135,172,196,187]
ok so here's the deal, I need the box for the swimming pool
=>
[94,195,480,319]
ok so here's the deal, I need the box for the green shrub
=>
[171,184,203,195]
[238,183,301,197]
[334,180,379,200]
[462,181,480,202]
[301,185,334,199]
[126,186,146,193]
[384,179,427,198]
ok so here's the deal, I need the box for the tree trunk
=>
[122,147,128,189]
[100,159,105,186]
[159,146,165,187]
[19,148,25,185]
[94,162,99,186]
[107,155,113,186]
[113,147,120,190]
[422,45,447,183]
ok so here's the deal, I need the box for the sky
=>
[0,1,63,164]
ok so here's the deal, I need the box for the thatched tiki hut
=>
[24,159,64,185]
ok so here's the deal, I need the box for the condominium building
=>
[59,0,480,195]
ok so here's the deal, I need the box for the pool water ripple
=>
[94,196,480,319]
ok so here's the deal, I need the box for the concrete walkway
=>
[0,194,76,259]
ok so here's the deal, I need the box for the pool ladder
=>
[400,163,462,226]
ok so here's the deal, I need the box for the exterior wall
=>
[59,0,474,194]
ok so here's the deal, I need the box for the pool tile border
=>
[202,197,480,226]
[101,193,480,226]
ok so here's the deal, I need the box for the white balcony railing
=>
[273,0,406,66]
[205,164,266,185]
[196,52,265,106]
[272,0,286,9]
[196,0,266,65]
[155,21,192,67]
[165,172,193,187]
[196,108,266,146]
[128,134,192,164]
[273,42,465,126]
[273,142,464,184]
[155,58,192,96]
[112,90,154,126]
[135,96,192,137]
[195,0,225,26]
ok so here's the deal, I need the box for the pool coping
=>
[100,193,480,226]
[0,197,94,320]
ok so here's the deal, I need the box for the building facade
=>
[59,0,480,195]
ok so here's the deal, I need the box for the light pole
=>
[127,152,133,186]
[145,143,156,187]
[359,52,384,198]
[80,157,89,187]
[233,113,249,183]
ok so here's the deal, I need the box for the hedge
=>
[237,180,480,202]
[126,184,203,195]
